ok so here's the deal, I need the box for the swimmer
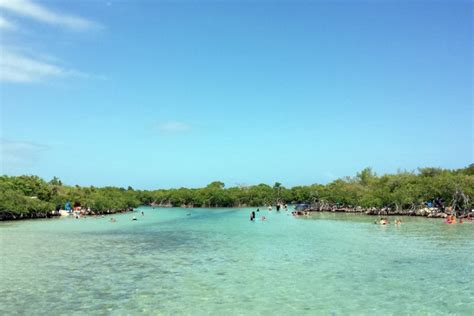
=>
[379,218,388,225]
[268,206,272,211]
[141,211,144,216]
[256,208,260,212]
[132,216,137,221]
[261,216,267,221]
[445,215,454,224]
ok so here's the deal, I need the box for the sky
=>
[0,0,472,189]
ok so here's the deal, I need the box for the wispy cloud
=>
[0,0,103,83]
[0,0,99,31]
[0,49,85,83]
[156,121,191,133]
[0,138,49,171]
[0,16,16,30]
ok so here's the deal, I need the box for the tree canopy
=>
[1,164,472,218]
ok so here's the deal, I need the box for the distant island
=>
[0,165,472,221]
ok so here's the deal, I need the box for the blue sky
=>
[0,0,472,189]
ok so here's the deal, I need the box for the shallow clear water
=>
[1,207,473,315]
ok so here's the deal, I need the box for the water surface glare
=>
[1,207,473,315]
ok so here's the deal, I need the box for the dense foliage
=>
[0,176,140,218]
[1,165,473,218]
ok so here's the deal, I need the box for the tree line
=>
[1,164,473,219]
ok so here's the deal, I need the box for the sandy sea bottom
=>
[1,207,473,315]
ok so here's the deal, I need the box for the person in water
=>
[250,211,255,221]
[261,216,267,221]
[141,211,144,216]
[446,214,456,224]
[256,208,260,212]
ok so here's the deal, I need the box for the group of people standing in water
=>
[250,203,289,221]
[265,203,289,212]
[375,218,402,225]
[444,214,473,224]
[375,213,473,225]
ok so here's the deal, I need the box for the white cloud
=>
[0,0,99,31]
[0,1,102,84]
[0,16,16,30]
[156,121,191,133]
[0,49,80,83]
[0,139,49,171]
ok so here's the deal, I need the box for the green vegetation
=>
[0,176,140,219]
[1,165,473,219]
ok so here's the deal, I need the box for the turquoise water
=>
[1,207,473,315]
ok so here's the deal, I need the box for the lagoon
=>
[1,207,473,315]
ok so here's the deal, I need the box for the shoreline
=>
[0,207,135,222]
[2,204,472,222]
[302,204,474,218]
